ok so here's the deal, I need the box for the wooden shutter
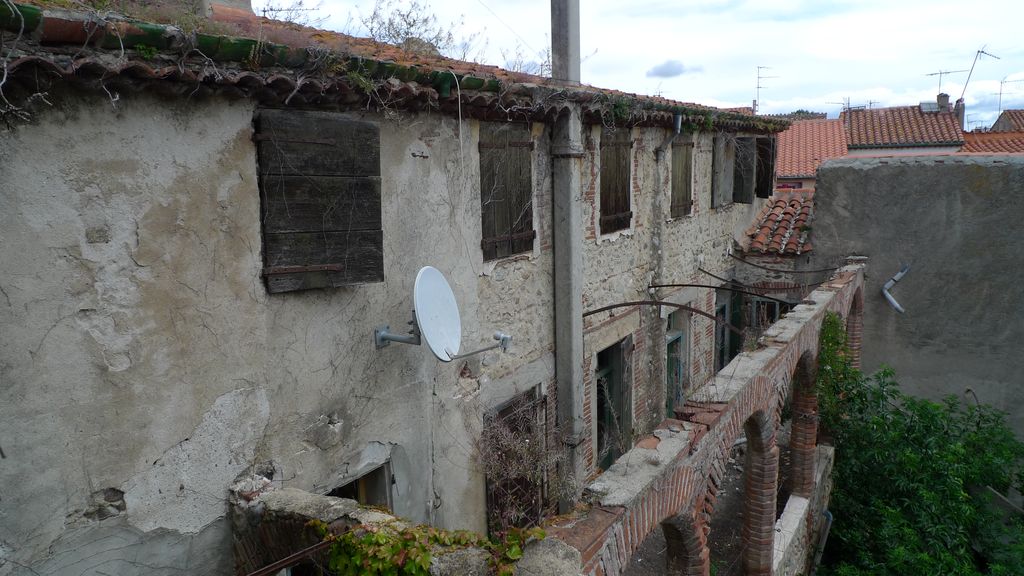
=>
[256,109,383,293]
[479,123,535,261]
[733,137,756,204]
[600,128,633,233]
[712,137,736,208]
[670,141,693,217]
[755,137,775,198]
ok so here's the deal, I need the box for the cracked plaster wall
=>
[0,91,555,574]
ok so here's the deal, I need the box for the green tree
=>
[816,312,1024,575]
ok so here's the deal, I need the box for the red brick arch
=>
[546,265,865,576]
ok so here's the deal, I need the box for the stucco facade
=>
[0,75,782,574]
[806,155,1024,435]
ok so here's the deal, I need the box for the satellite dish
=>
[374,267,512,362]
[414,266,461,362]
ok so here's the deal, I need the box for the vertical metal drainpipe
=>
[550,0,584,512]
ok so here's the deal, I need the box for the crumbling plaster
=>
[0,92,555,573]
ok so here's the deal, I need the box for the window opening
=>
[666,310,690,417]
[670,141,694,217]
[596,341,629,470]
[327,463,393,509]
[600,128,633,233]
[479,123,535,260]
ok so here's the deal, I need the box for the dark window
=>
[756,137,776,198]
[715,288,744,372]
[484,387,546,535]
[733,137,756,204]
[600,128,633,233]
[479,123,536,261]
[596,340,630,470]
[711,136,736,209]
[670,141,694,218]
[665,311,690,417]
[327,463,392,508]
[256,109,383,293]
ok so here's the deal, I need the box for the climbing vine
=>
[309,519,545,576]
[816,312,1024,575]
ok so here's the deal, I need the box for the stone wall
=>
[807,155,1024,434]
[0,85,770,575]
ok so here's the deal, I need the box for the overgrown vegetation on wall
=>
[816,312,1024,575]
[310,519,544,575]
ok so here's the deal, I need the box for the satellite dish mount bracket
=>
[375,311,421,349]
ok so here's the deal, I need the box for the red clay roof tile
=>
[775,119,847,178]
[962,131,1024,154]
[992,110,1024,132]
[745,190,814,256]
[840,105,964,148]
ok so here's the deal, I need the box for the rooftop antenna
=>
[998,76,1024,112]
[755,65,778,115]
[960,46,1001,101]
[375,266,512,362]
[925,69,969,93]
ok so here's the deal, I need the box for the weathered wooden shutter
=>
[711,136,733,208]
[600,128,633,233]
[256,109,383,293]
[479,123,535,261]
[755,136,775,198]
[733,137,756,204]
[670,141,693,217]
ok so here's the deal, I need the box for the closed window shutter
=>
[733,137,756,204]
[755,136,775,198]
[479,123,535,261]
[600,128,632,233]
[670,141,693,217]
[256,109,383,293]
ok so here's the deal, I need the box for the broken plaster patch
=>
[121,387,270,533]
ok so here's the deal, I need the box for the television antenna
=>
[755,66,778,114]
[997,76,1024,112]
[925,69,969,93]
[960,46,1000,101]
[375,266,512,362]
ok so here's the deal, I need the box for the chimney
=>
[937,93,950,112]
[954,98,966,128]
[551,0,580,83]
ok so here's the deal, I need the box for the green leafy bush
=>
[816,312,1024,576]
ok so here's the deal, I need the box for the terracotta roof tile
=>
[0,3,790,134]
[745,190,813,256]
[840,105,964,148]
[992,110,1024,132]
[775,119,847,178]
[962,131,1024,154]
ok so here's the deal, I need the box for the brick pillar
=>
[742,413,777,576]
[790,355,817,497]
[662,511,710,576]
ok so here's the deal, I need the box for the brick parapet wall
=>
[547,264,864,576]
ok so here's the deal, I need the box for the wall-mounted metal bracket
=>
[882,264,910,314]
[374,311,421,349]
[444,332,512,361]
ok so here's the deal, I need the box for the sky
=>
[256,0,1024,129]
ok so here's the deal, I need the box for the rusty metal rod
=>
[729,252,838,274]
[648,283,792,306]
[582,301,743,335]
[244,539,334,576]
